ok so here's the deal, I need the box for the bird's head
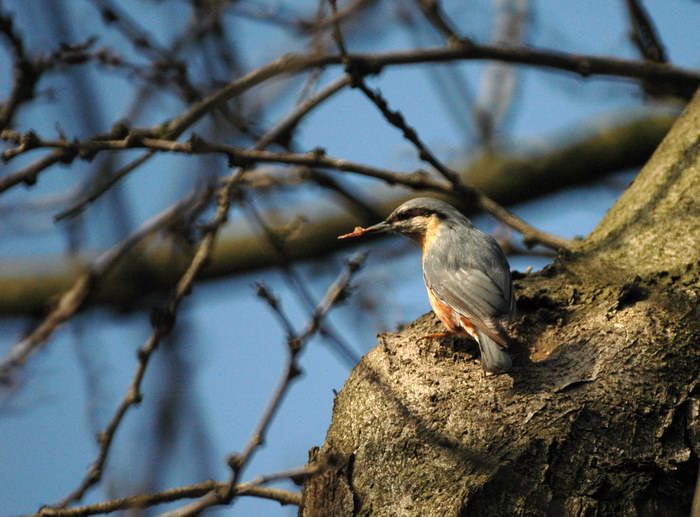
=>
[339,197,465,247]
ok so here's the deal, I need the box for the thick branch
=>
[166,44,697,141]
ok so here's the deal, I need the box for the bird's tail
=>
[477,330,512,374]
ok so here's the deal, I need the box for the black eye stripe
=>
[393,207,437,221]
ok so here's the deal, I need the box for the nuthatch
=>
[339,197,515,374]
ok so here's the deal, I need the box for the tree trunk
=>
[300,92,700,516]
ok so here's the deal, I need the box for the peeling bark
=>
[300,93,700,515]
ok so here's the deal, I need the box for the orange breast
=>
[426,285,481,341]
[419,216,443,254]
[423,218,482,337]
[426,286,459,333]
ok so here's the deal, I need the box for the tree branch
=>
[3,40,694,212]
[0,113,676,316]
[624,0,666,63]
[255,75,351,150]
[35,473,305,516]
[49,169,242,507]
[164,42,698,143]
[1,130,450,192]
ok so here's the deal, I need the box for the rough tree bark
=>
[300,91,700,516]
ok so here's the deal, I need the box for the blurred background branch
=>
[0,112,675,316]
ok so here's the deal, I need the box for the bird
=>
[339,197,515,374]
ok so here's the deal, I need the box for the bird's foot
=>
[481,368,494,379]
[481,366,509,378]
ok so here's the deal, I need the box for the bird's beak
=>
[338,221,392,239]
[362,221,392,235]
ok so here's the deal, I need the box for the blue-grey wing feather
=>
[423,225,515,342]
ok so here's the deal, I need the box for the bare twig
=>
[255,282,298,339]
[54,151,155,221]
[624,0,666,63]
[0,150,70,193]
[0,131,451,193]
[164,254,365,516]
[414,0,467,44]
[0,188,210,384]
[476,195,570,249]
[48,169,238,507]
[35,466,313,517]
[255,75,351,150]
[300,252,366,340]
[161,464,321,517]
[4,14,103,129]
[243,71,379,228]
[0,12,121,131]
[0,7,34,129]
[89,0,199,101]
[244,197,360,366]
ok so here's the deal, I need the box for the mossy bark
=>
[300,95,700,515]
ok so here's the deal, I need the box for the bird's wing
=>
[423,231,514,346]
[424,267,511,346]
